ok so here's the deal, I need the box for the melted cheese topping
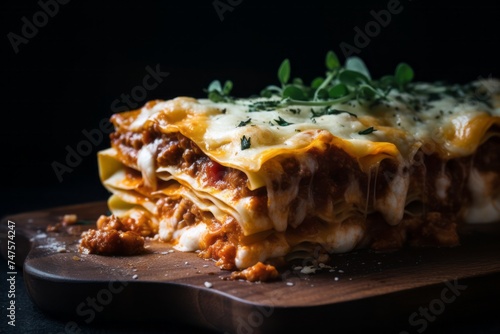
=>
[97,79,500,269]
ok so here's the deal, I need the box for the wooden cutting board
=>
[1,201,500,333]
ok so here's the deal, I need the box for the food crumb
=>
[300,266,316,274]
[62,214,78,225]
[286,282,294,286]
[203,264,209,268]
[334,277,339,281]
[338,270,344,273]
[204,282,213,288]
[72,256,81,261]
[56,247,67,253]
[132,274,138,279]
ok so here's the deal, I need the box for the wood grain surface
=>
[1,201,500,333]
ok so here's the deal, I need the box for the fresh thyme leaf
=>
[222,80,233,95]
[206,51,419,111]
[311,77,325,89]
[345,57,371,79]
[326,108,357,118]
[240,135,251,150]
[339,70,370,87]
[237,118,251,127]
[208,90,225,103]
[358,127,377,135]
[328,83,348,98]
[248,100,281,112]
[316,88,329,100]
[207,80,222,93]
[395,63,414,89]
[325,50,340,70]
[278,59,291,86]
[311,107,357,118]
[274,116,293,126]
[206,79,233,102]
[260,85,282,98]
[283,85,307,100]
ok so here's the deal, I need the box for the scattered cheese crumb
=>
[72,256,80,261]
[286,282,294,286]
[132,274,138,279]
[300,266,316,274]
[338,270,344,273]
[204,282,213,288]
[203,264,209,268]
[334,277,339,281]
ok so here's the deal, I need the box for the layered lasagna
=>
[79,74,500,281]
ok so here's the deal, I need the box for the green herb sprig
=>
[205,51,415,109]
[205,79,234,103]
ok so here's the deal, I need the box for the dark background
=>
[1,0,500,333]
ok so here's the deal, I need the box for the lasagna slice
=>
[79,71,500,281]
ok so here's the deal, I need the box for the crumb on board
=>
[230,262,279,282]
[62,214,78,225]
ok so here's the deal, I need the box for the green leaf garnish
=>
[311,107,357,118]
[206,79,233,102]
[328,83,348,99]
[283,85,307,101]
[237,118,251,127]
[274,116,293,126]
[358,127,377,135]
[240,135,251,150]
[311,77,325,89]
[206,51,418,111]
[345,56,371,79]
[248,100,282,112]
[325,50,340,70]
[339,70,370,87]
[278,59,291,86]
[222,80,233,95]
[208,80,222,92]
[395,63,414,89]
